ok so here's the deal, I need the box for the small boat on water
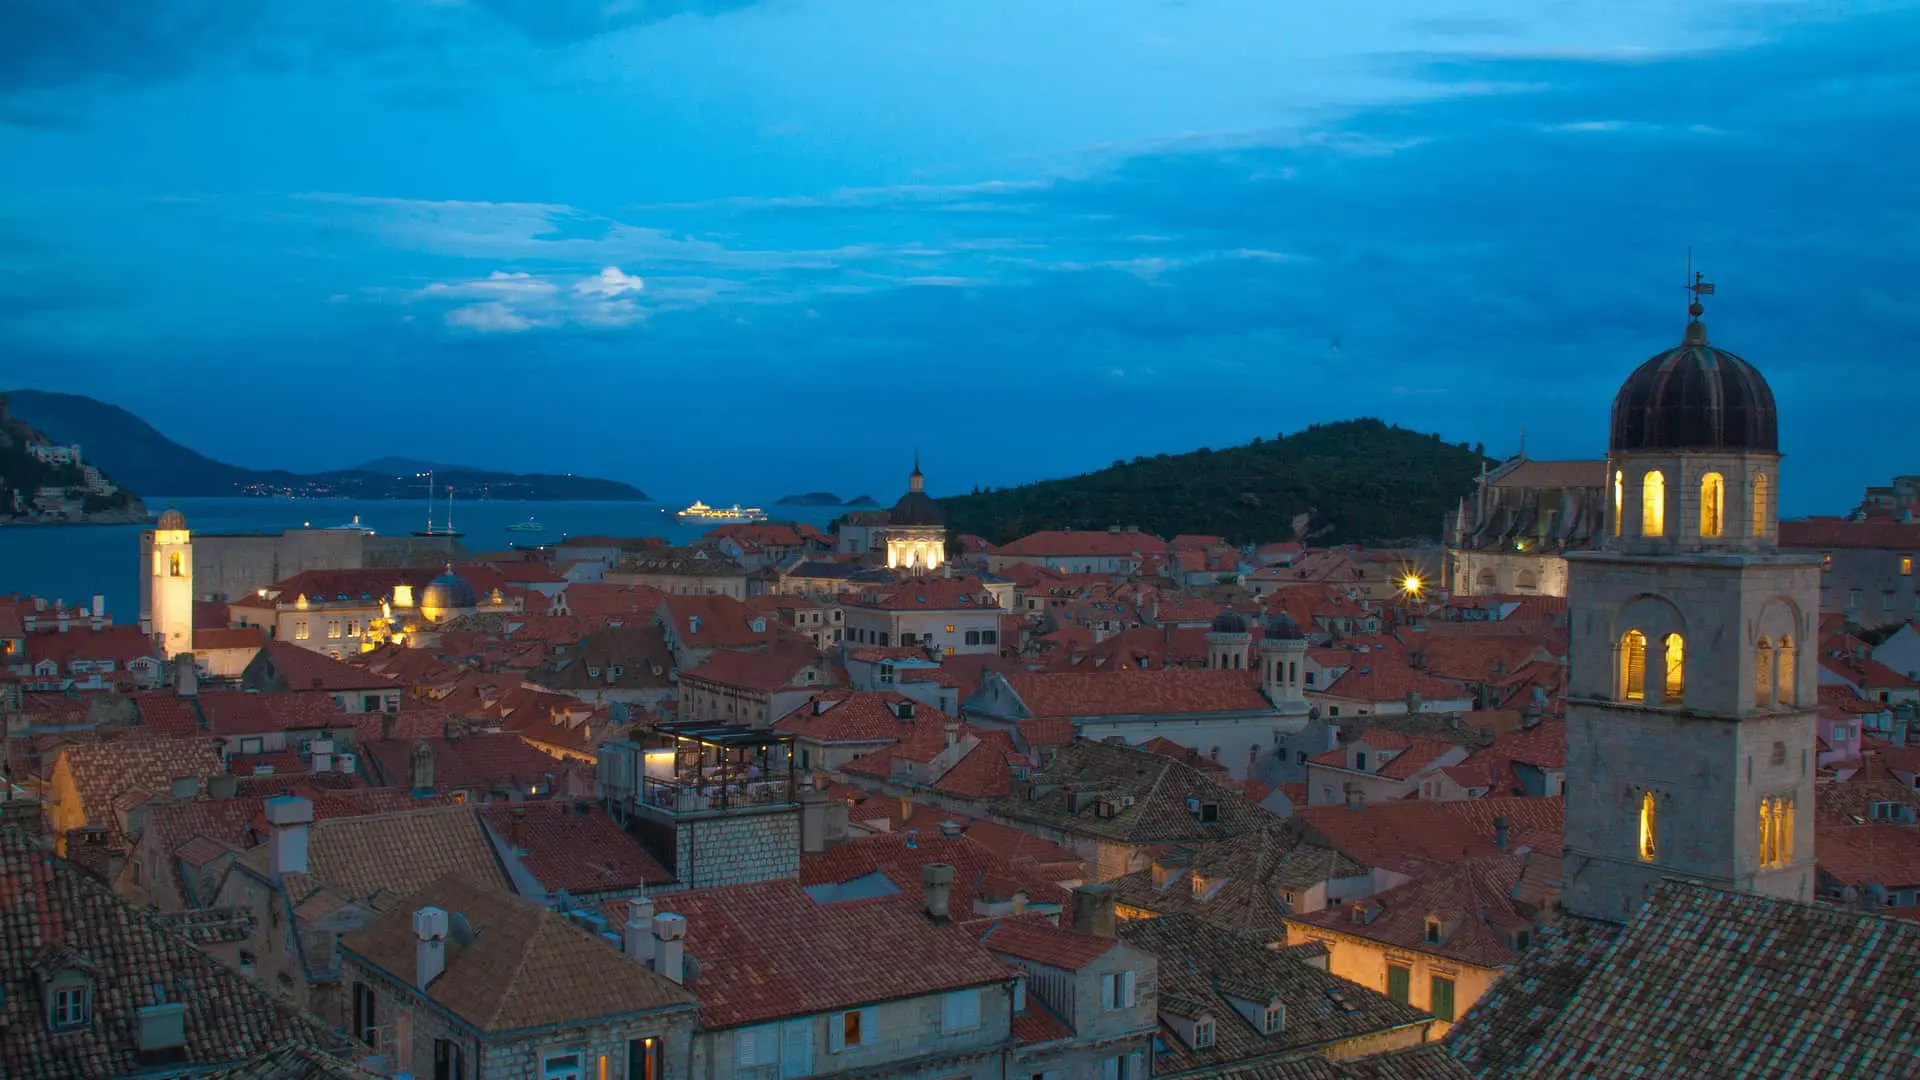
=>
[677,500,769,523]
[507,517,544,533]
[326,514,376,534]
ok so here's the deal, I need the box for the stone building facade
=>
[1446,458,1608,598]
[1562,311,1821,923]
[669,807,801,890]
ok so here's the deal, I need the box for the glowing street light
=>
[1401,574,1424,598]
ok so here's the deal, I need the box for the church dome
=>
[1264,612,1305,641]
[889,490,945,527]
[420,570,477,613]
[1609,322,1778,455]
[156,509,187,530]
[1210,610,1249,635]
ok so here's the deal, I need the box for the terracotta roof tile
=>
[479,800,671,892]
[978,917,1116,969]
[1000,669,1273,718]
[1294,796,1562,874]
[235,804,508,900]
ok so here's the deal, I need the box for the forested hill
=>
[937,419,1493,546]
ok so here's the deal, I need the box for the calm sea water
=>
[0,497,846,623]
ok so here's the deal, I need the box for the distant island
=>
[0,395,148,525]
[6,390,650,502]
[776,492,883,507]
[845,495,880,507]
[936,418,1493,546]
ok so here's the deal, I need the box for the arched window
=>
[1752,473,1770,536]
[1760,795,1795,869]
[1641,471,1666,538]
[1475,569,1497,591]
[1639,791,1657,861]
[1613,470,1624,537]
[1776,634,1796,706]
[1663,633,1685,702]
[1515,569,1539,591]
[1755,638,1774,708]
[1700,472,1725,538]
[1759,798,1773,867]
[168,552,183,577]
[1620,630,1647,701]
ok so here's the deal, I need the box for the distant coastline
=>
[776,492,881,508]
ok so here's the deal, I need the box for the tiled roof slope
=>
[992,739,1268,844]
[1291,855,1544,969]
[342,874,694,1033]
[1,813,349,1079]
[478,800,671,892]
[1108,824,1366,934]
[1446,880,1920,1078]
[235,804,508,900]
[56,736,222,831]
[199,1042,388,1079]
[1003,669,1272,717]
[1120,913,1430,1075]
[1175,1043,1469,1079]
[614,878,1013,1030]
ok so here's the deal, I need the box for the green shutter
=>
[1431,975,1456,1021]
[1386,964,1410,1003]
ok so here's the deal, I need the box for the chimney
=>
[92,594,104,618]
[944,720,959,747]
[623,898,656,964]
[135,1002,187,1064]
[1072,883,1117,937]
[174,658,198,698]
[310,739,333,774]
[409,740,435,797]
[938,820,965,838]
[264,795,314,878]
[652,912,688,984]
[508,807,527,851]
[57,610,68,633]
[1494,816,1510,852]
[207,775,238,799]
[1343,780,1363,811]
[412,906,449,988]
[1405,690,1422,713]
[923,863,955,924]
[801,788,830,854]
[169,775,199,800]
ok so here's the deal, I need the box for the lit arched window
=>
[1639,791,1657,861]
[1620,630,1647,701]
[1759,798,1773,867]
[1613,470,1624,537]
[1663,633,1685,702]
[1776,634,1796,706]
[168,552,183,577]
[1755,638,1774,708]
[1642,471,1666,538]
[1752,473,1769,536]
[1760,795,1795,869]
[1700,473,1725,538]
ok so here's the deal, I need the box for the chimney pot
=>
[1071,883,1117,937]
[1343,780,1363,811]
[1494,815,1511,852]
[623,898,656,964]
[263,795,314,878]
[938,820,964,838]
[651,912,688,984]
[412,906,449,988]
[922,863,956,924]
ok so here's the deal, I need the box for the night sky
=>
[3,2,1915,512]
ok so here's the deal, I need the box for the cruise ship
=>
[676,500,769,523]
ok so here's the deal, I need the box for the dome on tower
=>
[420,570,477,613]
[1264,612,1305,641]
[1609,321,1778,455]
[889,455,945,528]
[155,509,187,530]
[1210,610,1249,635]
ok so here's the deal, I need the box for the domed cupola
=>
[1210,609,1250,635]
[1609,320,1778,456]
[1263,612,1306,643]
[419,567,478,621]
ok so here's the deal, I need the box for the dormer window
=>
[1191,1018,1215,1048]
[1262,1003,1285,1035]
[46,975,92,1032]
[587,666,601,677]
[1424,917,1443,944]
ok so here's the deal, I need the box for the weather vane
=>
[1685,247,1714,322]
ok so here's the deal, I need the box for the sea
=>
[0,497,848,624]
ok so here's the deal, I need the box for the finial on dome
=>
[1684,247,1713,326]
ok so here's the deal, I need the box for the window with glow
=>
[1641,470,1666,538]
[1760,795,1795,869]
[1752,473,1769,535]
[1613,470,1624,536]
[1777,635,1796,706]
[1902,557,1913,576]
[1620,630,1647,701]
[1755,639,1774,707]
[1699,472,1725,537]
[1663,633,1685,702]
[1638,791,1657,861]
[168,552,183,577]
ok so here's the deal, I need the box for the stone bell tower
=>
[1561,277,1821,923]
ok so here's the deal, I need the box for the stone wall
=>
[691,985,1014,1080]
[673,807,800,889]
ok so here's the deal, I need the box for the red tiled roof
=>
[133,692,202,737]
[775,691,947,742]
[480,800,671,891]
[1780,519,1920,550]
[845,578,1003,613]
[661,594,775,648]
[196,690,346,735]
[1296,796,1564,874]
[978,916,1117,970]
[361,734,559,792]
[1319,660,1473,706]
[1816,824,1920,887]
[684,641,827,693]
[1001,669,1271,718]
[1291,854,1540,969]
[803,830,1071,920]
[56,737,223,831]
[253,641,398,692]
[613,880,1014,1028]
[997,531,1170,558]
[193,626,267,651]
[24,625,157,672]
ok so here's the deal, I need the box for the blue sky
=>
[2,1,1916,511]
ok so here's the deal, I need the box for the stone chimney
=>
[944,720,959,747]
[264,795,313,879]
[1405,690,1422,714]
[174,657,198,698]
[1343,780,1363,811]
[938,820,965,839]
[412,906,449,988]
[169,776,199,800]
[1494,815,1510,852]
[1072,883,1117,937]
[92,594,105,619]
[409,740,435,797]
[652,912,688,984]
[623,898,655,965]
[310,739,333,774]
[923,863,955,925]
[800,788,830,854]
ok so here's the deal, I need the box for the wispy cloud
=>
[417,266,648,332]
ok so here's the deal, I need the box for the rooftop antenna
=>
[1517,426,1527,461]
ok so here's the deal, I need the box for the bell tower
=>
[145,508,195,661]
[1562,278,1820,922]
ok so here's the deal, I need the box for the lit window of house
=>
[1639,791,1658,861]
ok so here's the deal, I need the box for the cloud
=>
[573,266,645,298]
[418,267,649,332]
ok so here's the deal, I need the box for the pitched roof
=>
[1290,854,1544,969]
[992,740,1267,844]
[1,814,350,1078]
[774,690,948,743]
[1108,824,1367,934]
[360,735,559,794]
[342,874,694,1033]
[479,800,671,893]
[1779,519,1920,550]
[1448,882,1920,1077]
[997,531,1170,558]
[801,829,1071,919]
[1173,1044,1469,1079]
[1000,669,1273,718]
[56,736,222,831]
[844,578,1003,613]
[613,878,1014,1029]
[1294,797,1563,875]
[234,804,509,901]
[683,640,826,693]
[196,690,347,735]
[977,917,1118,970]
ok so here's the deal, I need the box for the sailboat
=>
[411,471,465,538]
[507,516,545,533]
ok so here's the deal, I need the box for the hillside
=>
[0,395,148,524]
[936,419,1492,545]
[6,390,650,501]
